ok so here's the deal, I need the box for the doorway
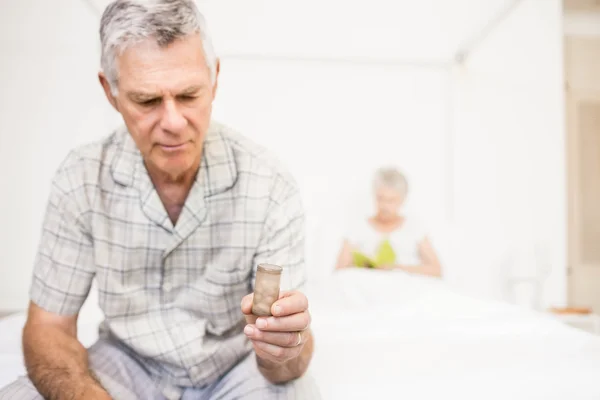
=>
[566,35,600,311]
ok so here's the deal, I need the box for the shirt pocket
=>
[186,261,251,336]
[95,244,160,320]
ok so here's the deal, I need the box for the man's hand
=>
[241,291,313,383]
[241,291,310,364]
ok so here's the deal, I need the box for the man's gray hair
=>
[100,0,217,94]
[373,166,408,196]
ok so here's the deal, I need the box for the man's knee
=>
[276,373,321,400]
[0,376,42,400]
[233,373,321,400]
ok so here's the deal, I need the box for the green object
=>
[351,239,396,268]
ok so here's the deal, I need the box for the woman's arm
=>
[334,240,354,270]
[381,237,442,277]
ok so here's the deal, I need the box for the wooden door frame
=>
[566,85,600,304]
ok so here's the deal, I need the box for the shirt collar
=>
[110,120,238,198]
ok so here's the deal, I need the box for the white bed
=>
[2,269,600,399]
[306,270,600,399]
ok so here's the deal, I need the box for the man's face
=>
[103,33,217,180]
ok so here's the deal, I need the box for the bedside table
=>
[549,308,600,335]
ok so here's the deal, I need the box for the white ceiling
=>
[86,0,515,63]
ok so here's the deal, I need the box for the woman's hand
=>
[334,240,354,269]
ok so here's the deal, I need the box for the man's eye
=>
[178,95,197,102]
[139,98,160,106]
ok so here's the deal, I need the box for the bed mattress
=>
[1,270,599,399]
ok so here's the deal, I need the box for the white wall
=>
[211,60,452,284]
[0,0,119,310]
[198,0,510,63]
[452,0,565,307]
[0,0,564,310]
[0,0,456,310]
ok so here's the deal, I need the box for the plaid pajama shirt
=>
[5,121,316,399]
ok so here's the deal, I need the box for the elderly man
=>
[0,1,319,399]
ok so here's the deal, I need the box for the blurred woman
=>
[334,167,442,278]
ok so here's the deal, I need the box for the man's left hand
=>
[241,291,311,366]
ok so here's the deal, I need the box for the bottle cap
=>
[257,263,283,275]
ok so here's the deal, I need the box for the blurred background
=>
[0,0,597,318]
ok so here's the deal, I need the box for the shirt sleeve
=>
[252,177,306,293]
[29,157,95,316]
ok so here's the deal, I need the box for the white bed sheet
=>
[1,270,600,399]
[307,269,600,399]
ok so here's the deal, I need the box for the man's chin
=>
[151,159,199,182]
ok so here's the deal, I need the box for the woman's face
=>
[375,185,404,219]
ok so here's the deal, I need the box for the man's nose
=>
[160,99,187,133]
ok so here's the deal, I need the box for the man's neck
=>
[145,161,201,225]
[146,162,199,189]
[154,172,195,190]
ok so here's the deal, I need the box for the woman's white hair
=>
[373,166,408,196]
[100,0,217,95]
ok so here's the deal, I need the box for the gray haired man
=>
[0,1,319,399]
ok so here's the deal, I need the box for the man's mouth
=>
[159,143,187,151]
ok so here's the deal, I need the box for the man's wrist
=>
[81,384,112,400]
[256,355,289,384]
[255,330,313,384]
[80,375,111,399]
[255,354,281,371]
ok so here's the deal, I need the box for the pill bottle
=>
[252,263,283,316]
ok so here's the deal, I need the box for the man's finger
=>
[250,340,299,361]
[241,294,258,324]
[242,291,290,315]
[244,324,304,347]
[254,311,310,332]
[244,314,258,325]
[240,293,254,315]
[270,291,309,317]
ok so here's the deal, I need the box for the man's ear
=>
[98,72,119,111]
[211,58,220,100]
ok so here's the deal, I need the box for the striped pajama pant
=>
[0,340,320,400]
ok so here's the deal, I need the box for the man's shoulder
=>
[51,130,122,192]
[211,121,299,192]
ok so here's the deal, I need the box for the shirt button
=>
[163,282,172,292]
